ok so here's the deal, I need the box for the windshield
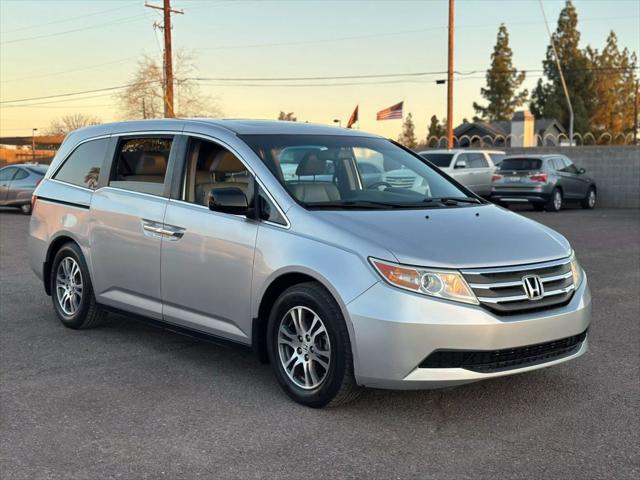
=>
[420,153,453,167]
[241,135,477,209]
[500,158,542,171]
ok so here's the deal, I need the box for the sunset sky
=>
[1,0,639,139]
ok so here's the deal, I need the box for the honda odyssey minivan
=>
[29,119,591,407]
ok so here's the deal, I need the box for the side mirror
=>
[455,160,467,169]
[208,187,250,215]
[578,167,586,174]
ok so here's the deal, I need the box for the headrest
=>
[134,153,167,175]
[296,152,327,176]
[212,151,244,173]
[383,156,402,172]
[195,170,212,184]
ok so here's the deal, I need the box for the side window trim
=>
[171,133,290,229]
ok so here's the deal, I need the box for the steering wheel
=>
[366,181,393,190]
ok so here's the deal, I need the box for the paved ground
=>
[1,206,638,479]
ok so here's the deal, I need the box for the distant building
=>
[452,112,566,147]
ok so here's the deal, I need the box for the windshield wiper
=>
[306,200,400,209]
[425,196,482,205]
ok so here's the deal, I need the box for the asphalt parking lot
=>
[1,207,638,479]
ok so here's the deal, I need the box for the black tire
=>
[532,203,545,211]
[20,203,32,215]
[266,282,360,408]
[581,187,597,209]
[50,242,105,329]
[545,188,563,212]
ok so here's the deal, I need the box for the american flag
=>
[376,101,403,120]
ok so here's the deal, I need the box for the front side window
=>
[241,135,475,209]
[109,137,172,196]
[53,138,108,190]
[560,157,579,174]
[182,138,254,207]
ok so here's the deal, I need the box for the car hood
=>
[314,205,571,268]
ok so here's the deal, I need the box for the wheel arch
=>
[43,235,80,295]
[252,269,354,364]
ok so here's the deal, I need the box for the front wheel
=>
[267,282,360,408]
[20,203,31,215]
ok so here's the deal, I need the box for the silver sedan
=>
[0,163,48,214]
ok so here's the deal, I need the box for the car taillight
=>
[491,174,503,182]
[529,172,548,183]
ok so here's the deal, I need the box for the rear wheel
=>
[545,188,563,212]
[267,282,360,408]
[50,242,105,329]
[20,203,31,215]
[581,187,596,209]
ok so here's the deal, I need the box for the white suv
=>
[418,149,505,196]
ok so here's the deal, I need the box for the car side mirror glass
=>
[578,167,586,174]
[208,187,250,216]
[455,160,467,169]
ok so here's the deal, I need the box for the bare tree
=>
[46,113,101,135]
[116,52,222,119]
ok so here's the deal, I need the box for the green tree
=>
[530,0,594,134]
[426,115,446,146]
[473,24,528,121]
[397,113,417,149]
[589,31,638,141]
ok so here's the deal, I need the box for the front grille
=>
[419,329,587,373]
[461,257,575,315]
[386,176,416,188]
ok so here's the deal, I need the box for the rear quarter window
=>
[499,158,542,171]
[53,138,109,190]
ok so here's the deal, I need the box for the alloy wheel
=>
[277,306,331,390]
[553,191,562,211]
[55,257,83,316]
[588,190,596,208]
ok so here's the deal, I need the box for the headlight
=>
[570,251,583,287]
[370,258,478,305]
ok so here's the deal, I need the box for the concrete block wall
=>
[502,146,639,208]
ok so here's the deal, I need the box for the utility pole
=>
[446,0,454,148]
[539,0,573,146]
[31,128,38,162]
[634,79,638,145]
[145,1,183,118]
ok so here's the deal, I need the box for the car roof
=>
[502,154,559,160]
[69,118,384,139]
[1,163,47,169]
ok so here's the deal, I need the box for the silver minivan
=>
[29,119,591,407]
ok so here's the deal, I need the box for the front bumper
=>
[346,275,591,389]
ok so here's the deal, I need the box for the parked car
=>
[29,120,590,408]
[417,149,505,196]
[491,154,597,212]
[0,163,48,214]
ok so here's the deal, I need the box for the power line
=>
[0,57,137,84]
[1,4,137,34]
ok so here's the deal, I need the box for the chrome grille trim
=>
[461,256,575,314]
[477,285,575,304]
[461,256,571,275]
[469,271,572,290]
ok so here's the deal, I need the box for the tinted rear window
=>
[420,153,453,167]
[53,138,109,189]
[499,158,542,171]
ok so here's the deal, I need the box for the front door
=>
[160,136,258,343]
[90,135,176,319]
[558,156,589,199]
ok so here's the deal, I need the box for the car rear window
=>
[27,165,49,175]
[499,158,542,171]
[420,153,453,167]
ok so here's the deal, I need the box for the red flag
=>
[346,105,358,129]
[376,101,403,120]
